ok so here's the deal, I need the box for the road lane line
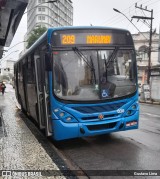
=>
[140,113,160,118]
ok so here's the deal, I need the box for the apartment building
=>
[27,0,73,34]
[132,31,160,85]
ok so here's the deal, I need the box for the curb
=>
[139,100,160,105]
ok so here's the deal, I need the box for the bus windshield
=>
[53,48,137,101]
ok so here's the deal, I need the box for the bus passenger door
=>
[35,57,45,129]
[34,54,52,136]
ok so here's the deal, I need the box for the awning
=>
[0,0,28,58]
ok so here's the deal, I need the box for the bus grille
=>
[72,102,125,114]
[81,114,118,121]
[86,122,117,131]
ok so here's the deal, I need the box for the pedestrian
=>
[1,82,6,95]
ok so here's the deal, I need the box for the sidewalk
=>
[0,86,71,179]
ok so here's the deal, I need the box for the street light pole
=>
[113,8,148,40]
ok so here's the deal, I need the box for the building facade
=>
[0,59,15,83]
[23,0,73,51]
[132,31,160,85]
[27,0,73,36]
[0,59,15,75]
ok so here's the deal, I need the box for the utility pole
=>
[132,3,154,84]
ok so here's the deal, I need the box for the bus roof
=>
[47,26,130,32]
[16,26,131,64]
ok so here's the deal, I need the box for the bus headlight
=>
[60,112,65,117]
[54,108,59,112]
[53,108,78,123]
[131,105,136,109]
[124,101,139,117]
[66,117,72,121]
[126,110,132,115]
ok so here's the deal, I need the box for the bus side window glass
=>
[19,62,23,82]
[31,54,36,84]
[44,52,51,94]
[34,50,43,92]
[37,58,43,92]
[27,57,32,83]
[45,71,49,94]
[27,55,36,84]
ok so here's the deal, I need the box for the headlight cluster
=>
[53,108,78,123]
[124,101,139,117]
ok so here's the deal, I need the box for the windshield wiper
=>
[72,47,94,70]
[102,47,119,79]
[90,55,96,84]
[72,47,96,84]
[106,47,119,68]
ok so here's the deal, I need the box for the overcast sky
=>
[2,0,160,62]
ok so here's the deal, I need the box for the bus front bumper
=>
[52,111,139,141]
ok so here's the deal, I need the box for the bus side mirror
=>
[45,53,52,71]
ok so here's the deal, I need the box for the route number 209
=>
[62,35,75,45]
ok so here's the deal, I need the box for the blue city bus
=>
[14,27,139,141]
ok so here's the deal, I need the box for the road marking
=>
[140,113,160,118]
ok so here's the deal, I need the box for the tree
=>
[27,26,47,48]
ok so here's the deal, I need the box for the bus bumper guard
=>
[52,111,139,141]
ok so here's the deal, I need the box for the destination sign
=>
[52,29,133,46]
[61,34,112,45]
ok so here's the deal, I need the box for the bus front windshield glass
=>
[53,48,137,101]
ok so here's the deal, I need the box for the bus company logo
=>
[98,114,104,120]
[117,109,125,114]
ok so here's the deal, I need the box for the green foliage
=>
[27,26,47,48]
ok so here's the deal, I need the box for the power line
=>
[0,50,19,64]
[146,0,160,7]
[5,41,27,52]
[101,0,152,26]
[101,0,159,27]
[132,4,154,84]
[113,8,148,40]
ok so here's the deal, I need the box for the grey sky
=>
[2,0,160,62]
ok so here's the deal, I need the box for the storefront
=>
[150,67,160,102]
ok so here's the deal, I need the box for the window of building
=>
[38,15,45,20]
[38,0,45,3]
[38,7,45,11]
